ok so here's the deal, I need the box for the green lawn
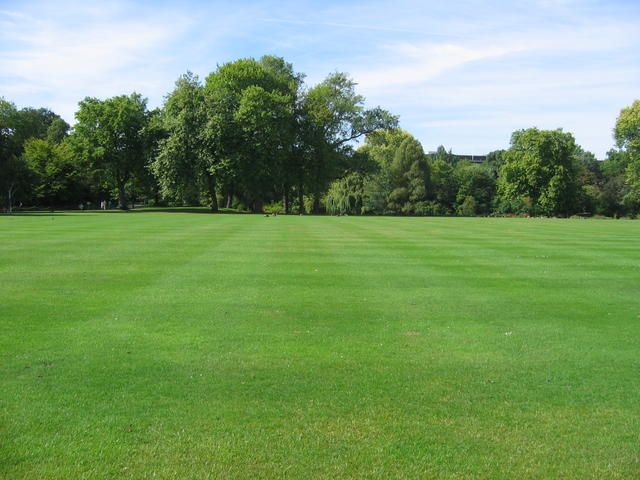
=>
[1,213,639,479]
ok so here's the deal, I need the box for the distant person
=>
[79,203,84,211]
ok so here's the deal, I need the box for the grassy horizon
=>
[1,213,639,478]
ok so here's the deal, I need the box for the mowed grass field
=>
[1,213,639,479]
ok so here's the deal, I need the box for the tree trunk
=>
[226,191,232,209]
[207,174,219,213]
[7,185,13,214]
[118,182,128,210]
[253,199,263,213]
[313,193,321,214]
[297,182,305,214]
[283,185,290,214]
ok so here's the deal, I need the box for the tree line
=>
[1,55,639,217]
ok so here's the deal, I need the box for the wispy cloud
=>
[353,43,523,92]
[342,10,640,157]
[259,17,440,36]
[0,3,191,118]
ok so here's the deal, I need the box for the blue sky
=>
[1,0,638,158]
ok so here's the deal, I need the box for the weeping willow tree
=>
[325,172,366,215]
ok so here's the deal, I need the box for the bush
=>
[264,201,283,215]
[457,195,477,216]
[325,173,366,215]
[413,201,444,216]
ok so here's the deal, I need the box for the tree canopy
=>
[497,128,579,216]
[0,62,638,218]
[73,93,151,209]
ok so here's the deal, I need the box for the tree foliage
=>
[1,99,69,210]
[614,100,640,211]
[151,72,205,206]
[455,162,495,215]
[1,64,638,218]
[325,172,366,215]
[74,93,150,209]
[498,128,579,216]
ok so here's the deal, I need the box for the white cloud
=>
[0,5,191,119]
[343,15,640,157]
[354,43,521,92]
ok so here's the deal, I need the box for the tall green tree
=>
[623,160,640,211]
[614,100,640,158]
[359,129,410,214]
[429,159,456,213]
[0,99,20,210]
[301,72,397,212]
[74,93,150,209]
[234,85,294,211]
[10,106,64,148]
[597,149,630,216]
[151,72,207,207]
[387,136,429,214]
[23,137,87,207]
[1,99,68,210]
[614,100,640,213]
[498,128,579,216]
[485,149,506,177]
[454,162,496,215]
[203,56,300,212]
[325,172,367,215]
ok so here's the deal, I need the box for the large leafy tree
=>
[623,161,640,211]
[19,116,90,208]
[234,85,294,211]
[23,137,87,207]
[0,99,21,211]
[597,149,630,217]
[203,56,300,212]
[359,129,411,214]
[485,149,506,177]
[614,100,640,213]
[74,93,150,209]
[614,100,640,157]
[151,72,207,207]
[10,106,65,148]
[301,72,397,213]
[498,128,580,216]
[325,172,367,215]
[429,159,457,213]
[454,162,496,215]
[1,99,69,210]
[387,136,429,214]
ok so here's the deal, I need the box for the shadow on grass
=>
[2,207,250,216]
[117,207,249,214]
[1,212,74,217]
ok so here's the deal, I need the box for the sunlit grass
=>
[1,213,639,478]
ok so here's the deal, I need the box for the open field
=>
[1,213,639,479]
